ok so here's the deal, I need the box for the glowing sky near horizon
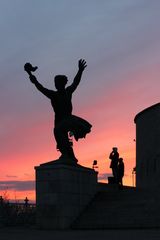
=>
[1,0,160,201]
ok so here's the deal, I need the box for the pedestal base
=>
[35,160,97,229]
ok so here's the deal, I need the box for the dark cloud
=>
[6,175,18,178]
[24,173,32,177]
[0,181,35,191]
[98,173,112,181]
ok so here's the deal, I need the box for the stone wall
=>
[134,103,160,189]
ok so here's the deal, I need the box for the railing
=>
[0,199,36,226]
[9,202,36,209]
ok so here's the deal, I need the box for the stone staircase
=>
[72,183,160,229]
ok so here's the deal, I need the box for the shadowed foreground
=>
[1,227,160,240]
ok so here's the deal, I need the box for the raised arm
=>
[68,59,87,92]
[29,74,53,98]
[24,62,53,98]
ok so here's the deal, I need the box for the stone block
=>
[35,162,98,229]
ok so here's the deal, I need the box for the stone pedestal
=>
[35,161,97,229]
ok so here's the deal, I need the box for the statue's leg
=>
[54,126,77,161]
[113,167,118,183]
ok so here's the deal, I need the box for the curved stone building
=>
[134,103,160,189]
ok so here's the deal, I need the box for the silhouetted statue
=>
[24,197,29,208]
[24,60,92,164]
[0,196,4,205]
[109,147,119,182]
[118,158,124,189]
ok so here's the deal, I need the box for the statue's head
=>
[54,75,68,90]
[113,147,118,152]
[119,158,123,163]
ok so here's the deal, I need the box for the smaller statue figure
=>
[109,147,119,182]
[24,60,92,164]
[117,158,124,189]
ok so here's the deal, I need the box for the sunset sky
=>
[1,0,160,202]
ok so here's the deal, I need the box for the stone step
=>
[72,185,160,229]
[73,212,160,229]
